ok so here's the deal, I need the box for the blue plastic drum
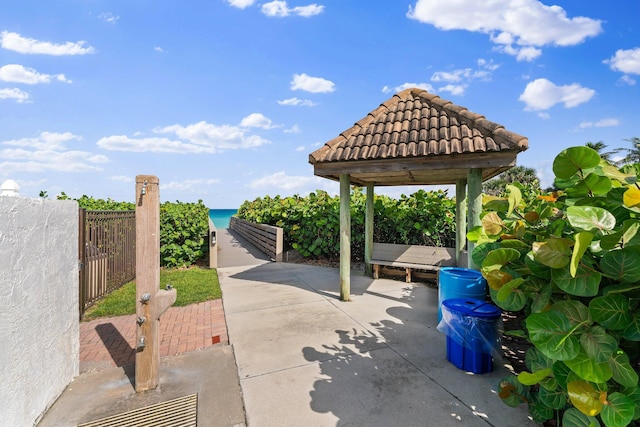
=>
[437,267,486,321]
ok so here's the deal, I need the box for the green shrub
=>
[69,194,209,268]
[236,188,456,260]
[469,146,640,426]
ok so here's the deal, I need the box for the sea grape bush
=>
[468,146,640,426]
[67,194,209,268]
[236,188,456,259]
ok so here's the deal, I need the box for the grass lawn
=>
[83,266,221,321]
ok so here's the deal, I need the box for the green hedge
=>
[236,188,456,260]
[66,193,209,268]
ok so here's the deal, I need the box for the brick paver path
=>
[80,300,227,373]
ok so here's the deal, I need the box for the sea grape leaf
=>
[496,277,525,302]
[489,287,527,311]
[497,375,530,407]
[567,206,616,232]
[572,232,594,277]
[562,407,601,427]
[471,242,500,267]
[567,380,604,417]
[506,184,522,216]
[482,248,521,272]
[609,350,639,388]
[553,146,601,179]
[622,313,640,341]
[580,325,618,363]
[601,393,635,427]
[565,349,613,383]
[551,300,591,326]
[533,238,572,268]
[599,248,640,282]
[526,311,580,361]
[589,295,632,330]
[539,386,567,410]
[552,264,601,297]
[482,211,505,236]
[623,187,640,209]
[517,368,552,385]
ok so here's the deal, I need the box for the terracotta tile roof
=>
[310,88,528,164]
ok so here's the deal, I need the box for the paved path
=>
[79,300,228,373]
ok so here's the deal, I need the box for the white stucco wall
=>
[0,197,79,426]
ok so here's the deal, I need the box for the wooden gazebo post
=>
[455,178,467,267]
[467,169,483,269]
[339,174,351,301]
[364,184,374,276]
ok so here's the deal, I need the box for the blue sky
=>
[1,1,639,208]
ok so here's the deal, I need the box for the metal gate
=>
[79,209,136,318]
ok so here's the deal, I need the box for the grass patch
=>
[83,266,221,321]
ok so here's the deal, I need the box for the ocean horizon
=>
[208,208,237,229]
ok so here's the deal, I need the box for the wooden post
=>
[208,217,218,268]
[467,169,483,270]
[339,174,351,301]
[455,179,467,267]
[135,175,176,392]
[364,183,374,276]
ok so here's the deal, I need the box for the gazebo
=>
[309,88,528,301]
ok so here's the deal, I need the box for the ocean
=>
[208,208,238,229]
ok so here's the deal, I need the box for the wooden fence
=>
[78,209,136,318]
[229,216,283,262]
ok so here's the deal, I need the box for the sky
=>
[0,1,639,208]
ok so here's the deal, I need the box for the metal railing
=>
[79,209,136,318]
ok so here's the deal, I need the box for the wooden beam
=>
[467,169,483,269]
[340,174,351,301]
[364,183,374,276]
[455,178,467,267]
[313,152,517,176]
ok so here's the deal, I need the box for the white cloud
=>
[428,59,498,95]
[0,31,96,55]
[0,88,30,103]
[519,78,595,111]
[98,120,270,153]
[154,46,164,53]
[0,64,71,84]
[108,175,134,183]
[226,0,256,9]
[284,125,301,134]
[0,132,107,175]
[277,97,317,107]
[240,113,278,129]
[261,1,324,17]
[161,179,221,192]
[249,171,322,191]
[605,48,640,75]
[382,83,435,94]
[578,118,620,129]
[291,73,335,93]
[619,75,637,86]
[295,146,305,151]
[438,84,466,96]
[98,12,120,24]
[407,0,602,61]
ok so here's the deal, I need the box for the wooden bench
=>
[229,217,284,262]
[370,242,457,283]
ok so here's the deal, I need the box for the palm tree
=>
[585,141,615,163]
[614,137,640,166]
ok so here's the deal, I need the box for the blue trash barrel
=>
[438,267,486,321]
[439,298,502,374]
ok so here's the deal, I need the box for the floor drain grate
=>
[78,393,197,427]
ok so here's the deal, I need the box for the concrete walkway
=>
[219,258,537,426]
[39,228,536,426]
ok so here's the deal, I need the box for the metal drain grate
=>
[78,393,197,427]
